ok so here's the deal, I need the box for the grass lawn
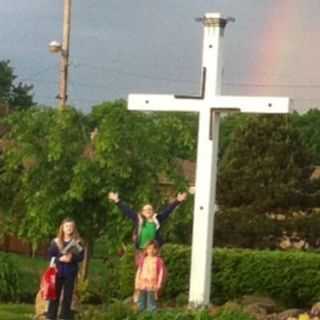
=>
[0,304,34,320]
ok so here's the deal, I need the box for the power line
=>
[77,62,197,84]
[22,64,320,108]
[20,57,320,91]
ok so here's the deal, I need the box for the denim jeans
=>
[137,290,157,312]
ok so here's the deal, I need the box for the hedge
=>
[2,246,320,308]
[101,244,320,307]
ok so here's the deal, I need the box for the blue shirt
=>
[48,239,84,278]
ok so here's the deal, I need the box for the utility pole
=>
[59,0,72,110]
[49,0,72,110]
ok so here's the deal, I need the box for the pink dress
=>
[135,256,165,291]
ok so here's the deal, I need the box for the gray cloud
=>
[1,0,319,112]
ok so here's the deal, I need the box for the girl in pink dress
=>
[135,240,166,311]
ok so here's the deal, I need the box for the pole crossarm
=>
[128,94,291,114]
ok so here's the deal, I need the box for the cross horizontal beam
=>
[128,94,291,114]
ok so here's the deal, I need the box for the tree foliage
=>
[290,109,320,165]
[0,60,34,112]
[86,100,193,250]
[217,114,315,211]
[219,113,249,160]
[0,100,194,253]
[2,94,320,253]
[0,107,88,245]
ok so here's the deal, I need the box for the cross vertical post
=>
[188,14,226,307]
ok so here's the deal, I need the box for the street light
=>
[48,0,72,110]
[48,41,63,54]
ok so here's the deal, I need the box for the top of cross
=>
[195,13,236,27]
[128,12,290,115]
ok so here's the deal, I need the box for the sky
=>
[1,0,320,113]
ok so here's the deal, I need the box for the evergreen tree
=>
[0,60,34,112]
[217,114,314,212]
[290,109,320,165]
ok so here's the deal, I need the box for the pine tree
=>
[217,114,314,212]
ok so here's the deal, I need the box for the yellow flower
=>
[298,314,310,320]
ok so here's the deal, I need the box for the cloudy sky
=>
[1,0,320,112]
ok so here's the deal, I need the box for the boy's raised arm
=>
[157,192,188,223]
[108,192,138,223]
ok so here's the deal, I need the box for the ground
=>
[0,304,34,320]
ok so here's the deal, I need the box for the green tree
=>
[84,100,191,249]
[219,113,249,160]
[0,107,88,245]
[0,60,34,112]
[215,114,320,249]
[290,109,320,165]
[154,112,198,161]
[217,114,314,211]
[0,100,195,268]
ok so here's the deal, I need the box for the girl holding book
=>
[46,218,84,320]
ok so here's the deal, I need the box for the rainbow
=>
[250,1,299,88]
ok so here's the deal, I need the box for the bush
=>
[7,252,47,303]
[77,303,253,320]
[212,248,320,307]
[78,301,205,319]
[0,252,23,302]
[105,245,320,308]
[80,257,116,304]
[118,249,136,299]
[215,308,255,320]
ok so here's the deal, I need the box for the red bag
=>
[40,266,58,301]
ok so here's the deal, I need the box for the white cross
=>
[128,13,290,307]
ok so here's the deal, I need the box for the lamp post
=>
[49,0,72,110]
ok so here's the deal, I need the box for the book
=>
[61,239,83,256]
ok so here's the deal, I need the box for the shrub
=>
[118,249,136,299]
[77,304,253,320]
[107,245,320,308]
[3,251,50,303]
[215,308,255,320]
[104,300,134,320]
[0,252,23,302]
[77,305,108,320]
[77,304,205,320]
[212,248,320,307]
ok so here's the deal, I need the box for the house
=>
[0,235,48,256]
[158,159,196,197]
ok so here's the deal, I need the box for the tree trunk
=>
[79,239,93,281]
